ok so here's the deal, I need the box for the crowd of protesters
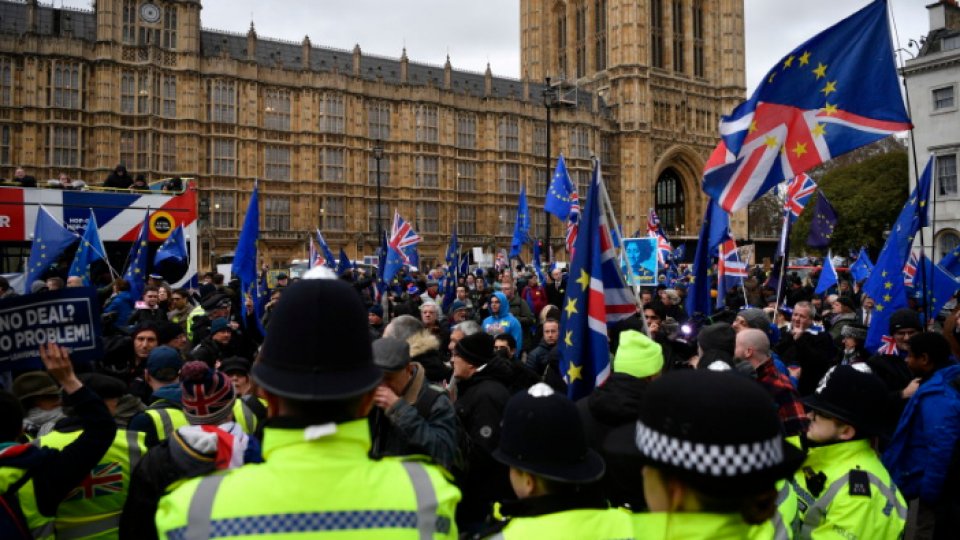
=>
[1,256,958,539]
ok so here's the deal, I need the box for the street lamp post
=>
[373,140,384,245]
[543,78,554,260]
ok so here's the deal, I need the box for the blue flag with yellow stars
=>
[702,0,912,213]
[849,247,874,283]
[889,154,934,264]
[510,184,530,259]
[940,246,960,277]
[815,252,838,295]
[153,224,188,267]
[807,190,838,249]
[68,209,107,287]
[231,183,262,332]
[685,199,729,317]
[864,232,908,353]
[441,231,459,314]
[122,211,151,302]
[926,263,960,323]
[558,161,636,400]
[25,206,79,292]
[545,154,576,220]
[532,238,546,283]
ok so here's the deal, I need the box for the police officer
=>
[606,370,805,539]
[155,279,461,539]
[792,365,907,539]
[472,383,633,539]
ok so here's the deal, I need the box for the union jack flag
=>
[389,211,421,265]
[718,237,748,279]
[903,250,918,288]
[655,233,673,266]
[647,209,661,236]
[565,191,580,254]
[702,1,911,213]
[67,462,123,500]
[559,161,636,400]
[784,173,818,223]
[878,335,898,356]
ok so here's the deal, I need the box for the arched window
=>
[938,230,960,260]
[655,169,685,233]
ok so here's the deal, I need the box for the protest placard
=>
[0,287,102,371]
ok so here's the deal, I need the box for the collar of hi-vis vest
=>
[632,511,752,538]
[802,438,873,472]
[261,418,370,460]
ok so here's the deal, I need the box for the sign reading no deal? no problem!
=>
[0,287,103,372]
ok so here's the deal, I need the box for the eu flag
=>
[558,161,636,400]
[122,211,150,301]
[545,154,575,219]
[26,206,79,291]
[940,246,960,277]
[153,224,188,267]
[510,185,530,259]
[926,263,960,323]
[336,248,352,276]
[68,209,106,287]
[864,232,908,354]
[849,247,874,282]
[315,229,337,269]
[232,184,260,330]
[815,252,838,295]
[702,0,912,213]
[532,238,546,283]
[807,190,838,249]
[440,231,459,314]
[685,199,729,317]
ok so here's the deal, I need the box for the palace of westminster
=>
[0,0,748,267]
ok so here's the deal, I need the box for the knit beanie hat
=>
[888,308,922,335]
[455,332,495,367]
[613,331,663,379]
[180,361,236,426]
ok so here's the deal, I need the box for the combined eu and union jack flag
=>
[702,0,912,213]
[558,161,636,401]
[785,173,818,223]
[388,210,421,265]
[544,154,581,253]
[716,234,747,308]
[646,209,673,267]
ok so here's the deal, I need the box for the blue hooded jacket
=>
[883,363,960,503]
[481,291,523,354]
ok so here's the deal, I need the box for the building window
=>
[162,6,177,49]
[595,0,607,71]
[320,148,345,183]
[156,134,176,172]
[651,0,664,69]
[458,206,477,236]
[944,35,960,52]
[138,72,153,114]
[368,156,390,186]
[532,211,546,240]
[575,169,591,197]
[575,3,587,78]
[499,208,512,236]
[0,125,9,165]
[0,58,12,106]
[534,124,547,156]
[264,89,291,131]
[937,153,958,197]
[211,192,235,229]
[570,126,590,158]
[498,118,519,152]
[367,101,391,140]
[367,202,389,233]
[209,138,236,176]
[120,131,151,170]
[456,113,476,149]
[535,169,548,196]
[264,145,291,181]
[50,126,79,167]
[208,80,236,123]
[939,231,960,260]
[264,197,291,232]
[122,0,137,44]
[457,161,476,191]
[557,8,567,78]
[319,93,345,134]
[416,156,439,188]
[120,72,135,113]
[415,105,439,143]
[933,86,955,111]
[655,168,685,232]
[499,163,520,194]
[416,202,440,233]
[161,74,176,118]
[672,0,685,73]
[323,197,345,231]
[693,1,705,77]
[50,62,81,109]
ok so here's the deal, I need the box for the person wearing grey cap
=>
[368,337,458,470]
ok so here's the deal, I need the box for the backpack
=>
[0,444,43,540]
[412,385,474,479]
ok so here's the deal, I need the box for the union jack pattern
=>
[389,211,421,265]
[878,335,898,356]
[66,462,123,501]
[565,191,580,254]
[903,251,918,288]
[784,173,818,223]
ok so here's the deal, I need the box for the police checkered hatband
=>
[634,420,784,477]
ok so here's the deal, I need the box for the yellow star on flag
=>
[884,281,892,290]
[820,81,837,96]
[881,270,888,277]
[798,51,811,66]
[765,136,779,149]
[812,63,828,79]
[783,55,795,68]
[822,103,838,116]
[876,304,885,312]
[768,72,777,84]
[883,294,892,302]
[565,297,578,318]
[811,123,826,137]
[564,330,573,347]
[576,269,590,290]
[749,121,758,133]
[792,142,808,158]
[567,363,583,382]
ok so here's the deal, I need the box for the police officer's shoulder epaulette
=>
[848,469,871,497]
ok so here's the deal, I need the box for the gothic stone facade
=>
[0,0,745,267]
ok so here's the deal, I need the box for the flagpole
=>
[773,212,789,311]
[595,156,649,336]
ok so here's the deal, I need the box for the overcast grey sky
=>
[65,0,928,94]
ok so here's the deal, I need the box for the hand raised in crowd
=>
[39,341,82,394]
[901,377,921,400]
[373,385,401,410]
